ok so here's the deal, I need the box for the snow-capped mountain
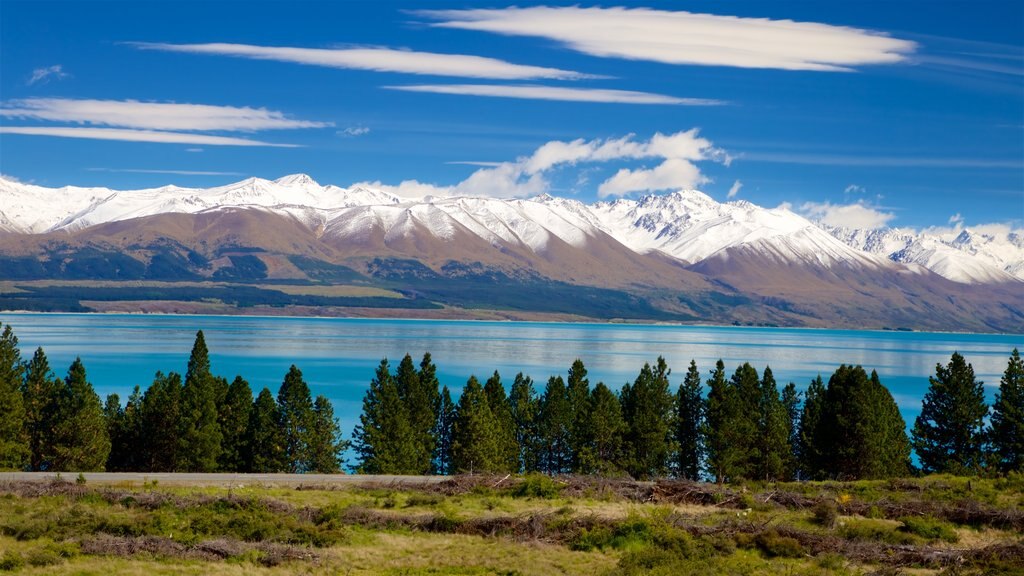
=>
[0,174,1020,286]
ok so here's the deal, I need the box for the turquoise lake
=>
[1,313,1021,440]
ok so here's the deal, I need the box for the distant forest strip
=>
[0,319,1021,481]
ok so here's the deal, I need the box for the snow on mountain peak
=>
[275,173,320,187]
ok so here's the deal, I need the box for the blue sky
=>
[1,0,1021,229]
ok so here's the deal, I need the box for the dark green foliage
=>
[509,373,540,473]
[140,372,183,472]
[798,375,826,480]
[758,366,793,481]
[620,357,675,479]
[218,376,253,472]
[452,375,499,473]
[675,360,703,480]
[990,348,1024,472]
[50,358,110,471]
[21,347,60,471]
[245,388,286,473]
[510,473,564,498]
[278,365,315,473]
[434,385,455,475]
[212,254,269,280]
[727,362,762,480]
[537,375,571,474]
[352,359,416,474]
[308,395,346,473]
[704,360,731,483]
[912,352,989,474]
[566,359,591,473]
[394,353,437,474]
[588,382,625,474]
[484,371,519,473]
[179,331,222,472]
[781,382,800,479]
[0,323,27,469]
[106,386,143,472]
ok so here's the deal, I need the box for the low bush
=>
[899,516,959,543]
[510,474,563,499]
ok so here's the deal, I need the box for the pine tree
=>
[797,375,826,480]
[912,352,989,474]
[0,323,27,469]
[484,371,518,472]
[353,359,416,474]
[588,382,625,474]
[452,375,499,473]
[394,354,427,472]
[566,359,592,473]
[704,360,732,483]
[21,347,61,471]
[179,331,222,472]
[218,376,253,472]
[758,366,792,481]
[434,385,455,474]
[278,365,315,473]
[407,353,441,474]
[537,375,571,474]
[141,372,183,472]
[620,357,675,479]
[781,382,801,479]
[51,358,110,471]
[990,348,1024,472]
[871,370,912,478]
[103,393,125,471]
[728,362,761,480]
[509,373,539,473]
[308,395,346,473]
[675,360,703,480]
[245,387,286,473]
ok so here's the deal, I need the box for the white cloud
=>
[844,184,866,194]
[418,7,916,72]
[727,180,743,199]
[339,126,370,137]
[0,98,329,132]
[741,151,1022,169]
[185,148,204,153]
[384,84,722,105]
[948,213,964,225]
[799,200,895,229]
[0,127,298,147]
[27,65,69,86]
[130,42,594,80]
[357,129,726,199]
[87,168,244,176]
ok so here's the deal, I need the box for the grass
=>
[0,474,1021,575]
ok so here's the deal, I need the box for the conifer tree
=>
[588,382,625,474]
[537,375,571,474]
[22,347,60,471]
[912,352,989,474]
[405,353,440,474]
[728,362,762,479]
[675,360,703,480]
[484,371,519,472]
[308,395,346,473]
[990,348,1024,472]
[103,393,125,471]
[434,385,455,474]
[218,376,253,472]
[509,373,539,473]
[179,331,222,471]
[620,357,675,479]
[0,323,27,469]
[141,371,183,472]
[51,358,110,471]
[781,382,801,479]
[758,366,792,481]
[245,387,285,473]
[566,359,592,473]
[704,360,732,483]
[452,375,499,473]
[353,359,416,474]
[278,365,315,473]
[871,370,912,478]
[797,375,826,480]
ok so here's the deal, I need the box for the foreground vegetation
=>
[0,473,1022,575]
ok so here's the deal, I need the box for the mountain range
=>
[1,174,1021,332]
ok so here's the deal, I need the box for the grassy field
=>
[0,474,1022,575]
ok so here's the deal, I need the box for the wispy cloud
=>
[129,42,595,80]
[727,180,743,199]
[384,84,722,105]
[355,130,727,199]
[417,7,916,72]
[844,184,866,194]
[0,98,330,132]
[27,65,69,86]
[185,148,203,153]
[0,127,298,147]
[741,151,1023,169]
[800,199,895,229]
[87,168,245,176]
[338,126,370,137]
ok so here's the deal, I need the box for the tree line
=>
[0,324,346,473]
[1,319,1022,479]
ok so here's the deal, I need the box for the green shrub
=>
[510,474,563,499]
[754,530,804,558]
[0,552,23,571]
[404,493,444,508]
[813,500,839,528]
[899,516,959,543]
[839,519,917,545]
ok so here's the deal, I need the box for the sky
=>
[1,0,1022,230]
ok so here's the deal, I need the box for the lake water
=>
[1,313,1021,439]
